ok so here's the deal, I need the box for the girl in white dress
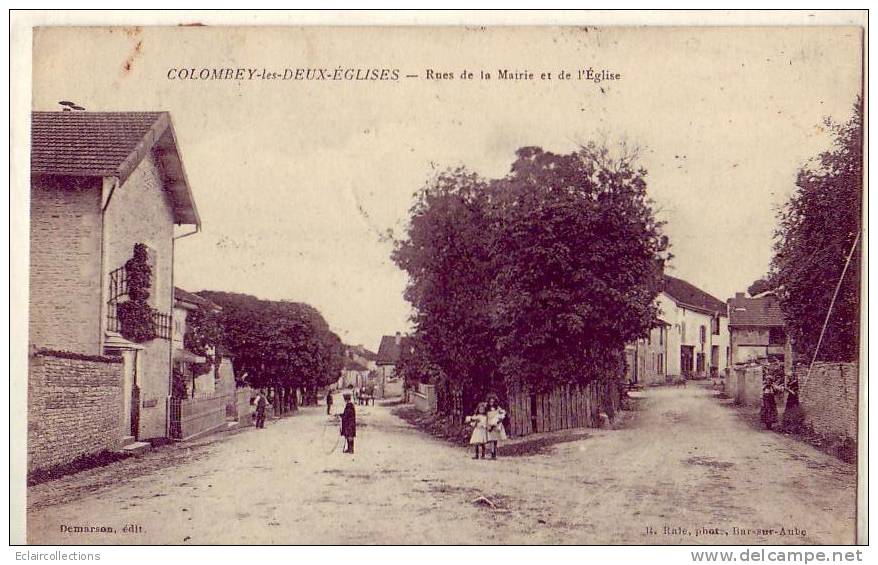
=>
[466,402,489,459]
[486,396,507,459]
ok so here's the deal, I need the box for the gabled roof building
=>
[30,110,201,458]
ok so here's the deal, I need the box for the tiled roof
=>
[376,335,413,365]
[357,348,378,361]
[728,294,785,327]
[343,358,369,372]
[175,287,221,312]
[32,111,167,178]
[663,275,726,314]
[345,345,378,361]
[31,111,199,225]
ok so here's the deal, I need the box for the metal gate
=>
[168,397,182,440]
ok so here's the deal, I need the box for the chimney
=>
[735,292,745,299]
[395,332,401,346]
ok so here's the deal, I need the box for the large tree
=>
[768,99,863,362]
[197,291,344,411]
[393,143,669,412]
[393,169,499,410]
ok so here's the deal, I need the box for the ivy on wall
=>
[117,243,157,343]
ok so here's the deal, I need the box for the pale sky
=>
[31,26,863,349]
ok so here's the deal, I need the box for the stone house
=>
[375,332,413,398]
[626,275,729,385]
[727,292,793,375]
[30,111,200,452]
[173,287,232,398]
[338,357,371,389]
[336,344,378,389]
[347,344,378,371]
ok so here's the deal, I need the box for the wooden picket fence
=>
[505,380,620,438]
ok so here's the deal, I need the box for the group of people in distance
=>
[466,395,507,459]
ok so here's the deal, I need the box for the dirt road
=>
[27,386,857,545]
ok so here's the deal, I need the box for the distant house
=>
[337,344,377,389]
[173,287,230,397]
[347,344,378,371]
[375,332,413,398]
[338,357,370,389]
[626,275,729,384]
[727,292,792,373]
[29,111,200,466]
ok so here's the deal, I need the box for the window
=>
[658,353,664,374]
[769,327,786,345]
[700,325,706,344]
[712,316,721,335]
[659,326,664,345]
[696,352,705,372]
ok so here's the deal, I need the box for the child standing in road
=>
[325,389,334,415]
[486,395,507,460]
[466,402,489,459]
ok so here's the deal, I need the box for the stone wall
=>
[28,350,123,473]
[413,383,438,413]
[729,363,764,407]
[235,387,254,427]
[797,362,858,442]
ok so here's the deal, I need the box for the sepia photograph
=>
[9,10,867,549]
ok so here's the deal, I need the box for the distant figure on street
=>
[466,402,489,459]
[486,395,507,459]
[760,381,778,430]
[341,392,357,454]
[254,390,267,429]
[325,389,334,415]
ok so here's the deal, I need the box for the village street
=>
[27,385,856,545]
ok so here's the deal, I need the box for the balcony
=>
[106,266,171,340]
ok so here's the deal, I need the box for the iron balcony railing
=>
[105,265,171,340]
[152,310,173,340]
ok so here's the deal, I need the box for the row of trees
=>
[392,143,670,413]
[189,291,344,411]
[761,98,862,363]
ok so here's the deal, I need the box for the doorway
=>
[680,345,695,376]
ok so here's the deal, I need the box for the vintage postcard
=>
[10,11,867,548]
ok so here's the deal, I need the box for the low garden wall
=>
[173,390,229,441]
[28,350,123,473]
[728,363,764,407]
[412,383,438,413]
[235,387,254,427]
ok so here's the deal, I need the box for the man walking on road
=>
[325,389,334,415]
[341,392,356,454]
[254,390,267,429]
